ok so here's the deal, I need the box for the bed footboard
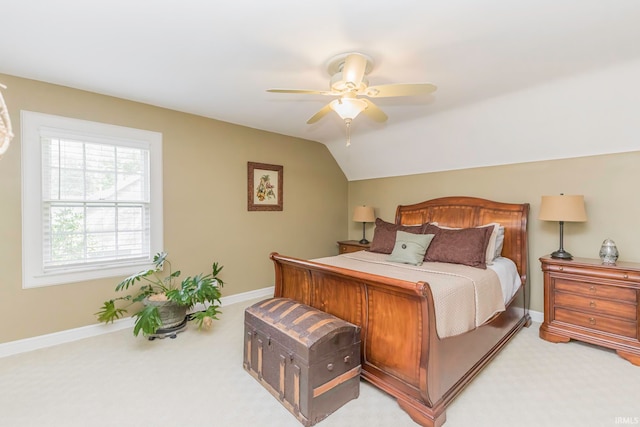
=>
[271,252,447,425]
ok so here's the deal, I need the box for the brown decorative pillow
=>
[369,218,426,254]
[434,223,502,265]
[423,223,441,236]
[424,225,493,269]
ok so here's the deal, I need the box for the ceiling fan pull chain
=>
[345,118,352,147]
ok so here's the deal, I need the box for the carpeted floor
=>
[1,297,639,427]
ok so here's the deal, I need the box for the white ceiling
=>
[2,0,640,180]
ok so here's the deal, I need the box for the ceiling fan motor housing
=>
[327,52,374,93]
[330,73,369,92]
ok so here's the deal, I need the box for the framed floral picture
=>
[247,162,283,211]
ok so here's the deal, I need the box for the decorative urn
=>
[599,238,619,264]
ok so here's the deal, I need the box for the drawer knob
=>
[589,317,596,325]
[589,286,596,293]
[624,273,629,279]
[327,363,334,371]
[558,266,563,271]
[589,301,596,308]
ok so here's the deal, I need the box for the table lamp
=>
[353,206,375,244]
[538,194,587,259]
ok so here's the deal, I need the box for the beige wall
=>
[348,152,640,313]
[3,71,637,342]
[0,74,348,343]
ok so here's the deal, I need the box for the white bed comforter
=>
[312,251,520,338]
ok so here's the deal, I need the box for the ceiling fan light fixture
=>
[330,97,367,120]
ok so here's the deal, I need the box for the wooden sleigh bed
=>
[270,196,530,427]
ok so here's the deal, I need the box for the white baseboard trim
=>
[529,309,543,324]
[0,286,275,359]
[1,287,540,359]
[220,286,274,306]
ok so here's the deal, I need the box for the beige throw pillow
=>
[388,231,435,266]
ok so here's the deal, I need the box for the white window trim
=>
[21,111,163,288]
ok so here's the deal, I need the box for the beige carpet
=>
[1,297,639,427]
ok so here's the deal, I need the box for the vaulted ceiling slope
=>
[2,1,640,180]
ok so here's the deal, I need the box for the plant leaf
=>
[191,305,222,329]
[115,269,155,291]
[132,285,155,303]
[94,300,128,323]
[212,262,224,287]
[153,251,168,269]
[133,305,162,336]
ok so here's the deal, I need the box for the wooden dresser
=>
[539,255,640,366]
[337,240,370,254]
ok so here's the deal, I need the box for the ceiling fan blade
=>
[364,83,437,98]
[306,103,334,124]
[361,99,388,122]
[267,89,336,95]
[342,53,368,88]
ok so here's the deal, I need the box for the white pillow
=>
[494,225,505,258]
[478,223,500,265]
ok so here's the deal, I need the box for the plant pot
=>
[143,298,188,329]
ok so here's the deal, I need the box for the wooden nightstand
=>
[337,240,370,254]
[539,255,640,366]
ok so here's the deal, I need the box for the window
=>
[22,111,163,288]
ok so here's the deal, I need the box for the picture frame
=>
[247,162,283,211]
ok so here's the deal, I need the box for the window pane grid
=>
[43,201,150,270]
[42,135,151,271]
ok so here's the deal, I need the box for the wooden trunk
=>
[243,297,361,426]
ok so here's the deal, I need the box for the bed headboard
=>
[395,196,530,283]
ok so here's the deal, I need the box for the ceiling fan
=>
[267,52,437,145]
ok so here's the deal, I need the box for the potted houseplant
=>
[96,252,224,337]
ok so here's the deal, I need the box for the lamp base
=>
[359,238,370,245]
[551,249,573,259]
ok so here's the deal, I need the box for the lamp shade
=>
[353,206,375,223]
[538,195,587,222]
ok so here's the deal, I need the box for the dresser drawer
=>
[554,307,637,339]
[337,241,370,254]
[554,279,637,302]
[554,292,637,320]
[339,244,357,254]
[546,263,640,282]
